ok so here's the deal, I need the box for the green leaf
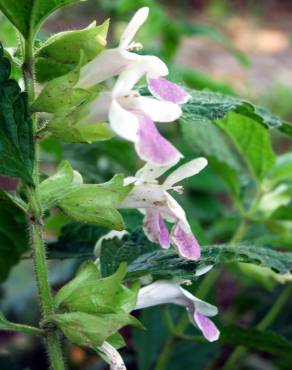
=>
[35,19,109,82]
[221,326,292,357]
[0,200,29,282]
[180,118,241,196]
[54,311,141,349]
[0,44,34,184]
[57,174,132,230]
[32,53,91,114]
[0,0,86,38]
[100,229,292,279]
[181,89,284,130]
[100,229,158,277]
[47,222,107,259]
[216,112,276,180]
[265,153,292,189]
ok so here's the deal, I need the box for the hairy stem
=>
[23,35,66,370]
[223,284,292,370]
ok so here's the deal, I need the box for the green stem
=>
[23,35,66,370]
[2,322,43,336]
[222,284,292,370]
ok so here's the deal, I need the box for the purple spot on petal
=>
[171,223,201,260]
[134,111,182,166]
[158,213,170,248]
[144,210,170,249]
[148,77,190,104]
[194,311,220,342]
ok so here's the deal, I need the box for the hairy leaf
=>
[0,45,34,184]
[99,230,292,279]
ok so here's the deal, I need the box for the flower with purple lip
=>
[119,157,208,260]
[82,63,189,166]
[135,280,220,342]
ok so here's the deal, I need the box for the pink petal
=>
[148,77,190,104]
[134,111,182,166]
[194,311,220,342]
[171,223,201,260]
[144,210,170,248]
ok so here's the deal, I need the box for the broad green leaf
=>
[0,0,86,39]
[180,118,241,196]
[35,20,109,82]
[216,112,276,180]
[100,229,158,277]
[100,229,292,279]
[32,53,91,114]
[54,311,141,349]
[0,44,34,184]
[58,174,132,230]
[265,153,292,189]
[271,204,292,221]
[181,89,284,130]
[47,222,107,259]
[0,200,29,282]
[221,326,292,357]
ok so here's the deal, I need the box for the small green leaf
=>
[221,326,292,358]
[0,44,34,184]
[32,53,91,114]
[0,0,86,39]
[216,112,276,180]
[35,20,109,82]
[54,311,141,349]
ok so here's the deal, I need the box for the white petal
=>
[122,54,168,77]
[180,287,218,317]
[163,158,208,189]
[99,342,127,370]
[135,280,186,309]
[112,63,146,97]
[165,193,188,226]
[109,100,139,142]
[119,7,149,49]
[78,49,128,88]
[129,96,182,122]
[82,91,111,123]
[119,183,166,209]
[135,162,174,183]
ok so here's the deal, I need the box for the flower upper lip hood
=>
[135,280,220,342]
[120,157,208,260]
[78,7,168,88]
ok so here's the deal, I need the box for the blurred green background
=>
[1,1,292,369]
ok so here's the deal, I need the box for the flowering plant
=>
[0,2,291,370]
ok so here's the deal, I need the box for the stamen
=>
[127,41,143,51]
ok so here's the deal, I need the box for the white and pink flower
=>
[78,7,190,166]
[135,280,220,342]
[119,158,208,260]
